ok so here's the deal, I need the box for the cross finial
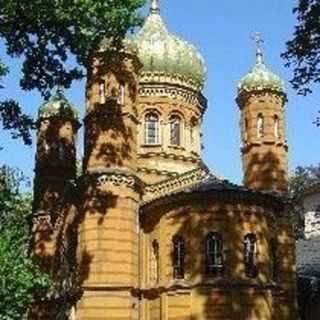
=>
[150,0,160,14]
[251,32,264,64]
[56,85,64,96]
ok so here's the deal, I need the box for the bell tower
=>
[236,34,288,193]
[77,41,143,319]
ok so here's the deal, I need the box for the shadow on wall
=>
[83,101,135,170]
[298,277,320,320]
[84,52,138,171]
[245,149,287,192]
[160,191,292,320]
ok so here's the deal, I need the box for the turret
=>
[31,89,80,318]
[77,40,143,319]
[33,89,80,216]
[236,34,288,193]
[84,40,142,173]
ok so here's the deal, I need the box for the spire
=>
[251,32,264,65]
[150,0,160,14]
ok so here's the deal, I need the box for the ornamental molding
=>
[138,83,207,112]
[142,167,210,204]
[32,213,53,230]
[80,169,145,194]
[138,151,201,163]
[236,89,287,109]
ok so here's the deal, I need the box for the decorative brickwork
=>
[30,2,299,319]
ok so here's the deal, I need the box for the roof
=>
[142,169,286,210]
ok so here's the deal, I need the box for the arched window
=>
[144,113,159,145]
[270,239,278,282]
[170,115,182,146]
[150,240,160,284]
[244,118,248,141]
[99,81,106,104]
[173,235,184,279]
[118,81,125,105]
[205,232,224,276]
[244,234,257,278]
[257,113,264,138]
[274,115,280,139]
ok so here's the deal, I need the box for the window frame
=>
[244,233,258,278]
[169,115,182,146]
[256,113,264,139]
[144,113,160,145]
[99,81,106,104]
[270,239,278,283]
[118,81,125,105]
[274,115,280,139]
[205,232,224,277]
[150,240,160,284]
[172,235,185,279]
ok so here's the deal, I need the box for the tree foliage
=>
[288,163,320,239]
[0,166,51,320]
[282,1,320,97]
[0,0,146,144]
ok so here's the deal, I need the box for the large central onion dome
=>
[130,1,207,91]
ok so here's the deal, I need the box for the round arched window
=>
[144,113,159,145]
[170,115,182,146]
[257,113,264,138]
[274,115,280,139]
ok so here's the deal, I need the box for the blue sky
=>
[0,0,319,185]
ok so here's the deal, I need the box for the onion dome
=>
[98,37,139,56]
[130,0,206,91]
[238,34,285,96]
[38,88,79,120]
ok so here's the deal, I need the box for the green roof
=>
[38,89,79,120]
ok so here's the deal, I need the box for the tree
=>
[282,0,320,126]
[0,0,146,145]
[288,163,320,239]
[0,166,51,320]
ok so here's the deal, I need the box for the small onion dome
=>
[129,0,207,91]
[38,88,79,120]
[238,45,285,96]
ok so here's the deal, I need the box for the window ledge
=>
[168,145,185,151]
[140,143,162,148]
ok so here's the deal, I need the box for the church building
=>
[31,1,299,319]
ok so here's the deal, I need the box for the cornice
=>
[141,278,280,297]
[138,82,207,113]
[137,150,201,163]
[142,167,210,204]
[236,89,287,110]
[78,168,145,195]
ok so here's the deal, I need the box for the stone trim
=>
[79,169,145,195]
[142,182,285,213]
[142,167,210,204]
[141,279,280,296]
[138,151,201,163]
[32,214,53,230]
[236,89,287,109]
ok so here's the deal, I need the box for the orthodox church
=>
[31,1,299,319]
